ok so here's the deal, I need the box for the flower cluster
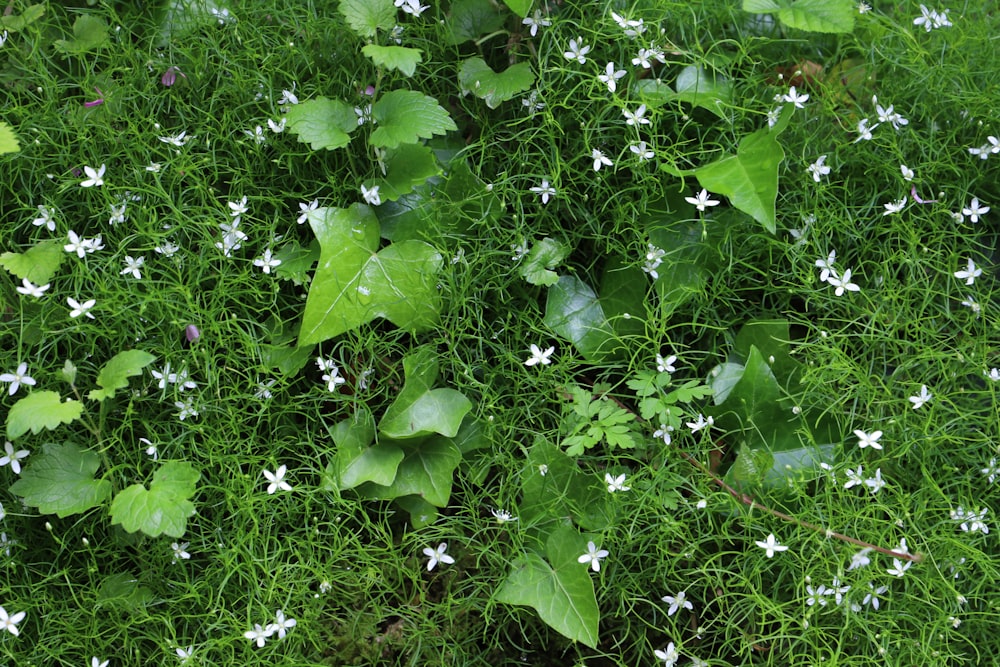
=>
[814,250,860,296]
[950,506,989,535]
[244,610,297,647]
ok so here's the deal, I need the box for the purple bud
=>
[185,324,200,343]
[364,85,375,96]
[84,88,104,107]
[162,67,187,87]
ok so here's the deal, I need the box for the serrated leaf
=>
[362,44,423,77]
[339,0,396,38]
[110,461,200,538]
[88,350,156,401]
[543,275,617,363]
[1,4,45,32]
[286,97,358,151]
[458,58,536,109]
[298,205,443,345]
[743,0,781,10]
[54,14,109,55]
[0,122,20,155]
[379,346,472,439]
[7,391,83,440]
[447,0,506,44]
[367,143,442,201]
[154,0,226,47]
[9,443,111,518]
[0,240,65,285]
[778,0,854,33]
[519,238,568,286]
[359,437,462,506]
[497,524,599,648]
[370,90,457,148]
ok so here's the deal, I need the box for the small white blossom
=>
[847,548,873,571]
[529,179,556,204]
[423,542,455,571]
[297,199,319,224]
[755,533,788,557]
[954,258,982,285]
[883,197,907,215]
[263,465,292,494]
[577,541,609,571]
[253,249,282,274]
[661,590,693,616]
[120,255,145,279]
[15,278,50,298]
[961,197,989,223]
[80,164,106,187]
[908,385,932,409]
[656,354,677,373]
[597,62,626,93]
[685,188,720,212]
[67,297,96,319]
[854,429,883,450]
[591,148,613,171]
[783,86,809,108]
[524,344,554,367]
[563,37,591,64]
[171,541,191,561]
[605,473,630,493]
[521,10,550,37]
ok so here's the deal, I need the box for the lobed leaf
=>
[362,44,423,77]
[379,347,472,439]
[458,58,536,109]
[370,90,457,148]
[518,238,568,286]
[7,391,84,440]
[9,443,111,518]
[54,15,110,55]
[339,0,396,38]
[0,122,20,155]
[110,461,200,538]
[0,240,65,285]
[285,97,358,151]
[88,350,157,401]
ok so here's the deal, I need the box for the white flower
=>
[64,230,90,258]
[653,423,673,445]
[396,0,428,16]
[873,95,908,130]
[767,106,782,127]
[657,354,677,373]
[686,414,713,432]
[854,429,883,450]
[228,196,249,217]
[361,184,381,206]
[629,141,654,161]
[158,131,190,147]
[805,584,828,606]
[278,84,299,106]
[623,104,650,126]
[847,548,872,571]
[610,11,646,38]
[913,4,935,31]
[31,204,56,231]
[882,197,907,215]
[171,541,191,561]
[815,250,837,282]
[954,258,982,285]
[806,154,831,182]
[854,118,878,142]
[244,623,270,648]
[108,201,128,225]
[591,148,613,171]
[862,582,887,609]
[597,62,626,93]
[654,642,679,667]
[960,296,980,314]
[0,362,36,396]
[244,126,266,144]
[783,85,809,108]
[322,365,346,391]
[985,369,1000,382]
[644,244,666,278]
[843,465,865,489]
[961,197,989,223]
[254,249,282,274]
[120,255,145,279]
[67,297,96,319]
[908,384,932,409]
[605,473,630,493]
[886,558,911,577]
[15,278,50,298]
[155,240,180,257]
[577,541,609,571]
[563,37,591,64]
[80,164,106,187]
[529,179,556,204]
[423,542,455,571]
[521,10,550,37]
[491,508,518,523]
[982,458,998,484]
[267,117,286,133]
[826,268,860,296]
[755,533,788,557]
[864,468,886,494]
[0,441,30,474]
[0,606,26,636]
[268,610,297,638]
[685,188,720,212]
[263,465,292,494]
[174,398,199,420]
[175,646,194,663]
[632,48,654,69]
[297,199,319,224]
[900,164,914,181]
[524,344,554,366]
[661,590,693,616]
[146,162,163,172]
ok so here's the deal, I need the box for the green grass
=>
[1,0,998,665]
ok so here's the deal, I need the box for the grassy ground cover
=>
[0,0,998,665]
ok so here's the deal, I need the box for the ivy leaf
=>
[370,90,457,148]
[359,436,462,507]
[518,238,568,286]
[0,122,20,155]
[671,65,732,119]
[88,350,157,401]
[7,391,84,440]
[0,3,45,32]
[9,443,111,518]
[272,240,320,286]
[496,524,599,648]
[328,409,404,489]
[54,14,110,54]
[298,205,443,345]
[362,44,423,77]
[518,440,611,532]
[378,346,472,439]
[339,0,396,38]
[285,97,358,151]
[447,0,506,44]
[458,58,536,109]
[110,461,200,538]
[0,240,65,285]
[543,275,617,363]
[367,142,442,202]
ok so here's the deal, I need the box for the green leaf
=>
[597,260,645,339]
[369,142,442,201]
[54,15,110,55]
[9,443,111,518]
[671,66,732,119]
[395,495,438,528]
[370,90,457,148]
[298,206,444,345]
[734,320,800,386]
[285,97,358,151]
[458,58,536,109]
[379,346,472,439]
[778,0,854,33]
[359,437,462,506]
[496,524,599,648]
[543,276,617,363]
[710,346,794,451]
[110,461,200,538]
[0,122,20,155]
[501,0,532,18]
[330,409,404,489]
[96,573,154,611]
[1,4,45,32]
[518,439,611,532]
[88,350,156,401]
[7,391,83,440]
[519,238,568,286]
[447,0,507,44]
[339,0,396,38]
[272,240,320,286]
[362,44,423,77]
[743,0,781,10]
[0,240,65,285]
[155,0,228,47]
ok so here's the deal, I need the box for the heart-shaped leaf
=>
[543,275,617,362]
[298,205,443,345]
[379,346,472,439]
[370,90,457,148]
[362,44,423,77]
[458,57,536,109]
